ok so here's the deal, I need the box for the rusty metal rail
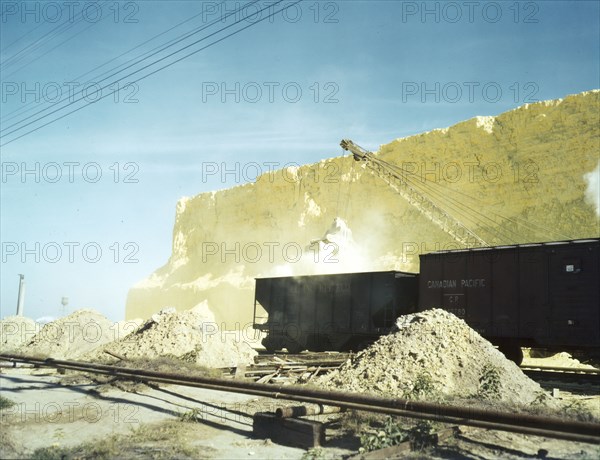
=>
[521,365,599,374]
[255,352,352,364]
[521,365,600,385]
[1,353,599,445]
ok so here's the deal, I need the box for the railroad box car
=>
[253,271,418,352]
[419,238,600,362]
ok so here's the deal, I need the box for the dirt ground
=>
[0,366,336,459]
[1,365,598,459]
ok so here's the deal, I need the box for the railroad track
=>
[521,365,600,386]
[254,354,600,386]
[1,352,599,445]
[255,351,352,364]
[223,352,351,383]
[520,365,600,395]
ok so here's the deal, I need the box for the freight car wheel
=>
[262,337,283,353]
[498,341,524,365]
[284,341,305,354]
[306,334,332,352]
[345,338,375,352]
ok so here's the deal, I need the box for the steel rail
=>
[255,352,352,362]
[1,353,599,444]
[522,367,600,386]
[521,365,599,375]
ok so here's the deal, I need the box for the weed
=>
[0,395,15,410]
[116,355,222,378]
[339,410,384,436]
[359,416,406,452]
[31,420,214,459]
[52,428,65,443]
[563,399,596,422]
[407,421,437,451]
[405,372,435,400]
[358,417,440,454]
[30,445,72,460]
[477,364,501,399]
[528,391,550,408]
[301,447,327,459]
[179,408,202,423]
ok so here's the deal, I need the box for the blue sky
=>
[1,0,599,321]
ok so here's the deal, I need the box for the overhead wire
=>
[3,12,111,79]
[1,8,60,53]
[0,0,303,147]
[1,0,262,137]
[1,1,109,72]
[1,1,232,124]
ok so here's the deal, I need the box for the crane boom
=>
[340,139,488,248]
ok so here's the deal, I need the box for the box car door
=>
[370,272,395,331]
[465,249,493,336]
[395,273,418,318]
[490,248,519,338]
[418,254,444,310]
[548,243,600,348]
[518,246,549,343]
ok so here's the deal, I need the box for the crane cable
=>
[376,156,532,244]
[363,153,494,243]
[388,156,569,242]
[372,154,569,243]
[344,156,356,218]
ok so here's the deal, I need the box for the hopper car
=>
[253,238,600,363]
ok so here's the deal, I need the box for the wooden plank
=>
[234,365,246,379]
[256,372,277,384]
[253,412,325,448]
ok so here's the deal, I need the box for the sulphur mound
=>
[0,316,39,352]
[318,309,547,406]
[17,310,119,359]
[127,91,600,326]
[94,302,257,368]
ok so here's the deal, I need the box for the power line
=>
[1,1,108,71]
[4,14,110,79]
[1,0,262,136]
[1,1,230,123]
[0,0,303,147]
[1,11,58,53]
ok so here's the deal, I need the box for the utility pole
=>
[16,274,25,316]
[61,297,69,316]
